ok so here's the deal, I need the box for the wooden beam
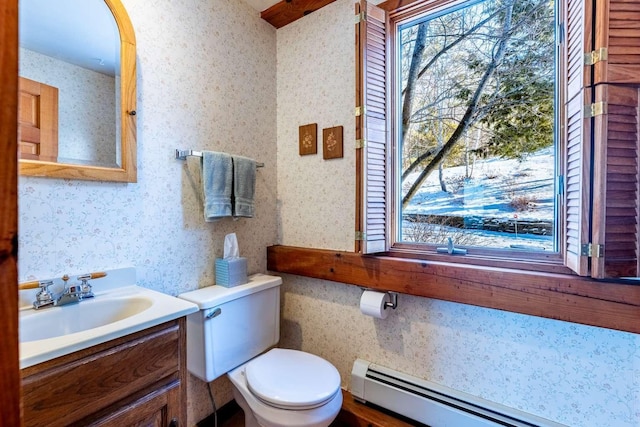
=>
[267,245,640,334]
[378,0,425,12]
[261,0,337,28]
[259,0,431,30]
[259,0,428,29]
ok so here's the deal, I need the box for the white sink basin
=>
[20,296,153,342]
[19,268,199,369]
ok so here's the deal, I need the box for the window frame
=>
[386,0,566,272]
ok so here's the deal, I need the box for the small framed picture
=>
[299,123,317,156]
[323,126,343,160]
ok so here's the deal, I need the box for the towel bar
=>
[175,149,264,168]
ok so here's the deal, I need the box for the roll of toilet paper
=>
[359,290,390,319]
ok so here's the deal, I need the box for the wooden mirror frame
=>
[18,0,137,183]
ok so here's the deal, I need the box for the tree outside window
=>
[396,0,557,252]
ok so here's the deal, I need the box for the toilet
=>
[178,274,342,427]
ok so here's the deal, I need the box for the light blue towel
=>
[202,151,233,221]
[232,155,256,218]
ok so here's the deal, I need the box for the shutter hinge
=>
[584,47,608,66]
[584,102,607,118]
[581,243,604,258]
[355,139,366,149]
[557,174,564,196]
[355,11,367,23]
[355,106,366,116]
[557,23,565,44]
[355,231,367,241]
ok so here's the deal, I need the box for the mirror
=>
[18,0,137,182]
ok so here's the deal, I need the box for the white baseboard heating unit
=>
[351,359,568,427]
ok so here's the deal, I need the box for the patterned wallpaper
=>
[17,0,639,426]
[275,1,640,427]
[276,0,356,252]
[18,0,277,424]
[19,48,116,165]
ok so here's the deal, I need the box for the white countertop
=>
[19,268,198,369]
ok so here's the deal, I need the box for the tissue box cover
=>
[215,257,247,287]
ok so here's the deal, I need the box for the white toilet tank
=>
[178,274,282,382]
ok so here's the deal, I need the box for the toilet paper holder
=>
[384,292,398,310]
[361,288,398,310]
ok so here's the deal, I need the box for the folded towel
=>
[232,155,256,218]
[202,151,233,221]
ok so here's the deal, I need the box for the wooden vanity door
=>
[89,382,182,427]
[18,76,59,161]
[22,319,186,427]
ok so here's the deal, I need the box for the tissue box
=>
[215,257,247,287]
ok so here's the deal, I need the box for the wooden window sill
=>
[267,245,640,334]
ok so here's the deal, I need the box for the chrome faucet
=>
[32,274,96,310]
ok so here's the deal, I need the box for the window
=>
[394,0,557,256]
[356,0,640,279]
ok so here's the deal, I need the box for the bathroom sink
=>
[19,267,199,369]
[20,296,153,342]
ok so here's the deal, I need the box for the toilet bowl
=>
[178,274,342,427]
[228,348,342,427]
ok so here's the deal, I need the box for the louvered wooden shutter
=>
[593,0,640,84]
[356,0,389,254]
[589,0,640,277]
[563,0,592,275]
[566,0,640,278]
[591,85,640,278]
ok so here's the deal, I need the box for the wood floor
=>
[218,409,244,427]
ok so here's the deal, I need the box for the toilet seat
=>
[245,348,341,410]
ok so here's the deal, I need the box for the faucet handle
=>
[33,280,55,309]
[18,280,42,290]
[76,276,94,299]
[77,272,107,280]
[76,271,106,299]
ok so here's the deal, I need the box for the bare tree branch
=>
[402,0,516,208]
[402,8,503,97]
[402,23,428,145]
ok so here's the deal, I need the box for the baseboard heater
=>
[351,359,567,427]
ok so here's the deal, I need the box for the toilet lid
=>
[245,348,340,410]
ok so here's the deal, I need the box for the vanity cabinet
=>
[22,318,186,427]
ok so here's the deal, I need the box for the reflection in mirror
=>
[18,0,137,182]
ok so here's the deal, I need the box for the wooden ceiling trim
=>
[261,0,427,29]
[378,0,424,12]
[261,0,338,28]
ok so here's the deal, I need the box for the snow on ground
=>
[404,147,555,221]
[402,147,556,250]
